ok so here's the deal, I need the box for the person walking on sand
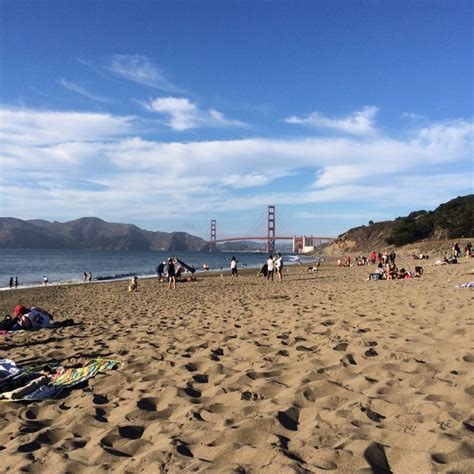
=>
[14,277,18,288]
[9,277,13,289]
[267,255,274,281]
[43,275,48,286]
[167,258,176,289]
[230,256,238,277]
[275,252,283,282]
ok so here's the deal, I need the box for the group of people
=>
[453,241,472,258]
[155,257,196,289]
[82,272,93,282]
[258,253,284,282]
[369,262,423,281]
[8,277,18,289]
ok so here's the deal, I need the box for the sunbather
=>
[12,305,54,329]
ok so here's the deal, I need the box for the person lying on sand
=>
[12,305,54,329]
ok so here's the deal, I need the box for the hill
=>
[0,217,208,252]
[324,195,474,254]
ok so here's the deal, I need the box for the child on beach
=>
[128,276,139,292]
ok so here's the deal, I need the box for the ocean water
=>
[0,249,315,289]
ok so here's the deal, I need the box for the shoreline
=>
[0,255,319,292]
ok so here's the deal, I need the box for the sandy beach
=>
[0,257,473,472]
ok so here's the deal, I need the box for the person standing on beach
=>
[275,252,283,282]
[14,277,18,288]
[155,262,166,282]
[9,277,13,289]
[230,256,238,277]
[43,275,48,286]
[88,272,92,282]
[267,255,274,281]
[167,258,176,289]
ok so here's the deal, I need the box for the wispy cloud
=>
[108,55,181,92]
[285,105,379,135]
[58,78,110,103]
[145,96,247,131]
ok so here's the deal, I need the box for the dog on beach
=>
[307,262,320,272]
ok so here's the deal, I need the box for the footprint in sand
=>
[95,407,108,422]
[100,425,146,458]
[192,374,208,384]
[340,354,357,366]
[277,406,300,431]
[364,348,378,357]
[93,394,109,405]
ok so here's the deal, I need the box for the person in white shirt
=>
[266,255,274,281]
[274,252,283,282]
[230,257,238,277]
[13,305,53,329]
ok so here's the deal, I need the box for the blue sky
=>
[0,0,472,239]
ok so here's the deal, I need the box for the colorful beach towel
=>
[0,358,119,401]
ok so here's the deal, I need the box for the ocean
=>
[0,249,315,289]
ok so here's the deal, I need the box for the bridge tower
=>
[267,205,276,254]
[210,219,217,252]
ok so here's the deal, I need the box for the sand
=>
[0,257,473,472]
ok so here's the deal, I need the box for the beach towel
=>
[0,358,119,401]
[456,282,474,288]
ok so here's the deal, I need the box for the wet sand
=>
[0,258,473,472]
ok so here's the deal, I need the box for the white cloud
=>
[0,106,472,234]
[0,107,135,146]
[145,97,246,131]
[58,78,110,102]
[108,55,181,92]
[285,105,379,135]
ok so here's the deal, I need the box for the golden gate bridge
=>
[209,205,334,253]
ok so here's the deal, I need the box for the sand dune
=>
[1,258,473,472]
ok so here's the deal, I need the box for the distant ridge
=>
[324,194,474,254]
[0,217,209,252]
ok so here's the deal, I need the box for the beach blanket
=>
[456,282,474,288]
[0,359,22,380]
[0,358,119,401]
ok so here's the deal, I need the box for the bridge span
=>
[210,206,334,253]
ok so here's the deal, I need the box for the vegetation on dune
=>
[327,195,473,253]
[385,195,474,246]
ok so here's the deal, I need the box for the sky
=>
[0,0,472,240]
